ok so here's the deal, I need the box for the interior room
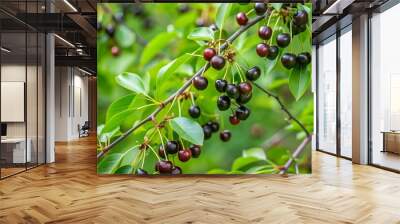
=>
[370,2,400,171]
[0,7,46,178]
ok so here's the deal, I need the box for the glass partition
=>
[0,1,46,179]
[317,35,337,154]
[339,27,352,158]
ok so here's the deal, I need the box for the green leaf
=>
[140,32,177,66]
[288,65,311,100]
[242,148,266,160]
[115,25,135,48]
[216,4,232,31]
[246,165,274,174]
[156,53,192,87]
[116,72,148,95]
[115,165,133,174]
[169,117,204,145]
[231,157,262,171]
[97,153,123,174]
[106,94,135,122]
[187,27,214,42]
[207,169,228,174]
[102,108,136,133]
[271,3,283,10]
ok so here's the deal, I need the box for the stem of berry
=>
[97,11,272,159]
[252,82,310,137]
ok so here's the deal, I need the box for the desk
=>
[1,138,31,163]
[382,131,400,154]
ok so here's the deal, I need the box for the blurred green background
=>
[97,3,313,174]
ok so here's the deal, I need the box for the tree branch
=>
[252,82,310,137]
[98,12,270,159]
[279,135,311,174]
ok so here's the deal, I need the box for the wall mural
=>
[97,3,313,175]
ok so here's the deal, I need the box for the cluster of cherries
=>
[237,3,311,70]
[137,140,203,175]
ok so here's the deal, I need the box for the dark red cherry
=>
[236,12,248,26]
[190,145,201,158]
[155,160,173,174]
[178,149,192,162]
[203,48,216,61]
[219,130,232,142]
[258,26,272,40]
[192,76,208,90]
[256,43,269,57]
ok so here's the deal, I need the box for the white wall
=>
[54,67,89,141]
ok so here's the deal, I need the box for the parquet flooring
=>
[1,136,400,224]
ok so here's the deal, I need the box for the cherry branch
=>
[253,83,311,174]
[252,82,310,137]
[279,135,311,174]
[98,12,271,159]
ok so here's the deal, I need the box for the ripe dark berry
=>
[226,84,240,99]
[215,79,228,93]
[203,48,216,61]
[193,76,208,90]
[256,43,269,57]
[238,82,252,94]
[97,22,103,31]
[155,160,173,174]
[178,4,190,13]
[178,149,192,162]
[236,105,251,120]
[296,52,311,65]
[254,3,267,15]
[210,55,226,70]
[258,26,272,40]
[281,53,297,69]
[190,145,201,158]
[203,125,213,139]
[293,10,308,26]
[236,12,248,26]
[210,121,220,132]
[236,92,252,105]
[171,166,182,175]
[111,46,120,57]
[246,66,261,81]
[106,25,115,37]
[136,168,148,175]
[276,33,290,48]
[229,114,240,125]
[266,46,279,60]
[217,95,231,111]
[158,146,167,157]
[292,23,306,35]
[166,140,179,154]
[219,130,232,142]
[188,105,201,118]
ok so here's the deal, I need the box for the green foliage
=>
[170,117,204,145]
[97,3,313,175]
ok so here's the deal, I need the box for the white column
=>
[352,14,369,164]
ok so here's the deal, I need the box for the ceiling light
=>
[54,34,75,48]
[78,67,92,76]
[323,0,354,15]
[63,0,78,12]
[1,47,11,53]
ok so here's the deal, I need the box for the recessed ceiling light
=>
[1,47,11,53]
[54,34,75,48]
[63,0,78,12]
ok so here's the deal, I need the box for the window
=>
[317,35,337,154]
[370,3,400,171]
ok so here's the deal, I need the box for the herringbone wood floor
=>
[1,136,400,224]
